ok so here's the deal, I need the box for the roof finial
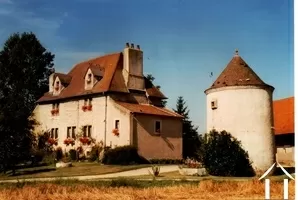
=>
[235,49,239,56]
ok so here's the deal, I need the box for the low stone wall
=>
[276,147,295,165]
[178,167,207,176]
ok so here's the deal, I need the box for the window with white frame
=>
[67,126,76,139]
[115,120,120,129]
[83,125,92,137]
[50,128,58,139]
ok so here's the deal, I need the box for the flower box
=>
[87,105,92,111]
[64,138,75,146]
[82,105,87,111]
[79,137,91,145]
[112,129,119,136]
[47,138,58,146]
[51,109,59,116]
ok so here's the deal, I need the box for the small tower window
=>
[55,81,60,91]
[87,73,92,83]
[211,100,217,110]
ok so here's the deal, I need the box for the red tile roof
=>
[273,97,294,135]
[205,51,274,92]
[37,52,166,102]
[116,101,183,118]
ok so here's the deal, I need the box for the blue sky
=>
[0,0,293,133]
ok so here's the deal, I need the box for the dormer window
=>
[55,81,60,91]
[87,74,92,83]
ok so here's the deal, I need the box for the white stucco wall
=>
[205,86,276,172]
[33,95,131,152]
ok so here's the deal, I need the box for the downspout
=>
[104,92,107,147]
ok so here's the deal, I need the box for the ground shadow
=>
[6,168,56,177]
[274,167,295,176]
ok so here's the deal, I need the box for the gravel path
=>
[0,165,180,183]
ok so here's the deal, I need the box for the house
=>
[204,49,276,173]
[273,96,294,164]
[33,43,183,160]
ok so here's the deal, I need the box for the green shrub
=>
[201,129,255,177]
[102,145,149,165]
[55,147,63,162]
[42,152,55,165]
[31,150,45,165]
[69,149,77,161]
[88,145,100,162]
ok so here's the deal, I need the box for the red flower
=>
[80,137,91,145]
[48,138,58,146]
[87,105,92,111]
[64,138,75,146]
[112,129,119,136]
[82,105,87,111]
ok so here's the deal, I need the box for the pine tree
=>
[173,96,201,159]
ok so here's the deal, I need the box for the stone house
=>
[33,43,183,160]
[273,96,294,164]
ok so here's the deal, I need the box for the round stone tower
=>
[204,50,276,173]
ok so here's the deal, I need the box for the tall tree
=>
[173,96,201,159]
[145,74,167,107]
[0,32,54,173]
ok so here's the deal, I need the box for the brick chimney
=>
[123,42,145,91]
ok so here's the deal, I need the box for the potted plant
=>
[152,165,160,177]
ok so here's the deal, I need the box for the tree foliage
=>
[201,129,255,177]
[145,74,167,107]
[173,96,202,159]
[0,32,55,173]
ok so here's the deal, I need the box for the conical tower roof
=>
[205,50,274,93]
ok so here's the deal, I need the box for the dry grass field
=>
[0,179,294,200]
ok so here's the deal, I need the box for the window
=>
[83,125,92,137]
[155,121,161,134]
[87,74,92,82]
[50,128,58,139]
[84,98,92,106]
[67,126,76,139]
[52,103,59,110]
[115,120,120,129]
[211,100,217,110]
[55,81,60,90]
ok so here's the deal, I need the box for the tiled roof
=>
[116,101,183,118]
[273,97,294,135]
[54,73,72,85]
[205,50,274,92]
[37,52,166,102]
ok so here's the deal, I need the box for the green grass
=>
[0,178,201,189]
[0,162,151,180]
